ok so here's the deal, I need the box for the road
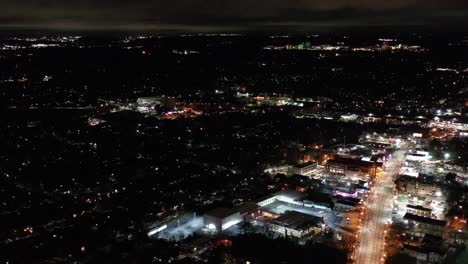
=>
[355,150,405,264]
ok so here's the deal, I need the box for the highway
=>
[355,150,405,264]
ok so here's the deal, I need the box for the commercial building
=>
[256,189,307,207]
[406,151,431,162]
[334,198,360,211]
[291,162,317,176]
[326,157,383,177]
[403,213,447,236]
[203,203,258,232]
[406,204,433,218]
[363,141,393,149]
[402,244,446,263]
[204,190,328,240]
[203,208,243,232]
[268,210,325,238]
[401,234,447,263]
[395,175,442,197]
[443,162,468,173]
[428,120,468,131]
[254,190,330,220]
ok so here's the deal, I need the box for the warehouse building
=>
[291,161,317,176]
[203,202,258,232]
[268,210,325,238]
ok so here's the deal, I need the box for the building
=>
[248,190,330,239]
[326,157,382,177]
[403,213,447,236]
[204,208,243,232]
[268,210,324,238]
[406,151,431,162]
[402,244,446,263]
[407,204,433,218]
[334,198,360,211]
[203,203,258,232]
[255,189,307,207]
[291,162,317,176]
[402,234,447,263]
[443,162,468,173]
[396,175,442,197]
[363,141,393,149]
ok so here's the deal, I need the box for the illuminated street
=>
[356,150,405,264]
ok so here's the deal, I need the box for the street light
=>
[444,153,450,159]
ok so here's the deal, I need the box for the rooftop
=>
[253,189,307,204]
[204,207,237,219]
[327,157,383,168]
[235,202,259,215]
[407,204,432,212]
[397,175,437,185]
[272,210,324,230]
[403,213,447,227]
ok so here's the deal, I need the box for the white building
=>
[256,190,307,207]
[292,162,317,176]
[203,208,243,232]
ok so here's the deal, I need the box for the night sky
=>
[1,0,468,31]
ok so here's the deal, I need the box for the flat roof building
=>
[403,213,447,236]
[396,175,442,197]
[203,202,259,232]
[326,157,383,177]
[269,210,325,238]
[407,204,433,218]
[256,189,307,207]
[334,198,360,211]
[204,208,243,232]
[291,162,317,176]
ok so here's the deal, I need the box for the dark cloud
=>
[0,0,467,31]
